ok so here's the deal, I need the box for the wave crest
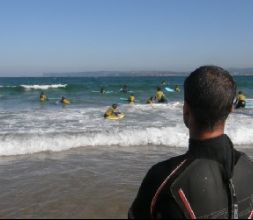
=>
[0,127,189,156]
[20,84,67,90]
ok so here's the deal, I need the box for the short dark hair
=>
[184,66,236,130]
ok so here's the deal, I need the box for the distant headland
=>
[43,68,253,77]
[43,71,187,77]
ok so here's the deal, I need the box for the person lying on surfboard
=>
[60,96,70,105]
[104,104,121,118]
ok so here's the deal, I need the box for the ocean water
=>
[0,76,252,218]
[0,76,253,156]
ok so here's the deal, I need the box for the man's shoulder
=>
[147,154,189,183]
[240,152,253,160]
[235,152,253,173]
[236,151,253,164]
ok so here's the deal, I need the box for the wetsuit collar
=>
[189,134,232,151]
[188,134,236,180]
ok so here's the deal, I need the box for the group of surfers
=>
[105,89,248,119]
[39,82,180,106]
[39,83,247,119]
[40,92,70,105]
[104,85,181,119]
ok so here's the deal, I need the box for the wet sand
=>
[0,145,252,219]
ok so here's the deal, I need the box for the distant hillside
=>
[43,71,188,77]
[43,68,253,77]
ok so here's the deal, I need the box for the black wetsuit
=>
[158,97,167,103]
[236,101,246,109]
[129,135,253,219]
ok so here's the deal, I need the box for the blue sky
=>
[0,0,253,76]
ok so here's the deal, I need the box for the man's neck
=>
[190,125,225,141]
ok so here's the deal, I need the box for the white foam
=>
[246,99,253,109]
[0,103,252,156]
[226,113,253,146]
[0,85,17,88]
[20,84,67,90]
[0,126,189,156]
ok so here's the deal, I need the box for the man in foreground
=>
[129,66,253,219]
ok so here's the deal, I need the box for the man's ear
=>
[183,101,190,116]
[230,105,234,113]
[183,101,190,128]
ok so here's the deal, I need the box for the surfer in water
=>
[128,95,135,104]
[104,104,121,118]
[100,87,106,94]
[146,97,154,104]
[155,87,167,103]
[120,85,129,93]
[60,97,70,105]
[129,66,253,219]
[161,81,168,86]
[40,92,47,102]
[235,91,246,109]
[174,85,180,92]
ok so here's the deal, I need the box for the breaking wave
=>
[0,84,68,91]
[0,102,252,157]
[0,126,189,156]
[20,84,68,90]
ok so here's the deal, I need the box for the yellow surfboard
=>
[106,113,125,120]
[63,99,70,105]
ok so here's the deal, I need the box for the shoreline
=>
[0,145,252,218]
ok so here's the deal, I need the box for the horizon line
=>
[0,67,253,77]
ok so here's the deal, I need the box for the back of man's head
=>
[184,66,236,130]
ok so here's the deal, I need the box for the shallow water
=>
[0,145,252,219]
[0,145,184,219]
